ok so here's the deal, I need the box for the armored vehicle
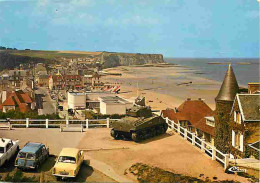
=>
[111,106,168,142]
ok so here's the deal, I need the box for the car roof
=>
[59,148,79,157]
[20,142,44,153]
[0,138,11,147]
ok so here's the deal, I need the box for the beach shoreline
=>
[102,64,221,110]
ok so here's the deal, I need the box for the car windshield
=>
[18,152,26,158]
[26,153,35,160]
[58,156,76,164]
[0,147,4,153]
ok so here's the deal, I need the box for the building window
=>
[206,118,215,127]
[232,130,244,152]
[235,133,240,148]
[234,111,241,124]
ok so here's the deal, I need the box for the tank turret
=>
[126,106,152,118]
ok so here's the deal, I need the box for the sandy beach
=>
[102,64,221,110]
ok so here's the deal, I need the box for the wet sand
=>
[103,65,221,110]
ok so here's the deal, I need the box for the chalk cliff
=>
[101,52,164,68]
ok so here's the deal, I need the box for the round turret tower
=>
[214,64,239,153]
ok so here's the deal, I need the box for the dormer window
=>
[205,117,215,127]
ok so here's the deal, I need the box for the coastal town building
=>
[83,72,103,90]
[161,98,214,145]
[49,75,83,90]
[8,69,30,87]
[214,64,240,153]
[67,92,86,110]
[34,63,47,75]
[248,83,260,94]
[0,90,35,113]
[212,65,260,160]
[36,75,49,87]
[99,96,133,115]
[230,94,260,159]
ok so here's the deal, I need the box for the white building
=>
[98,96,133,115]
[68,92,86,110]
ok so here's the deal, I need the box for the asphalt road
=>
[35,87,56,115]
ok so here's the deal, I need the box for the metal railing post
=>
[192,133,195,146]
[212,147,216,160]
[106,118,110,128]
[86,119,89,129]
[46,119,49,129]
[224,154,229,170]
[26,118,29,128]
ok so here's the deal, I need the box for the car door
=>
[6,142,13,160]
[41,145,48,160]
[76,152,81,175]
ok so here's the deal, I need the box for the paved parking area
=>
[78,128,248,182]
[0,128,115,182]
[0,128,85,155]
[0,128,249,182]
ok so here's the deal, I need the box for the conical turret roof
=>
[216,64,239,101]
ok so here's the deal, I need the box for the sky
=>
[0,0,259,58]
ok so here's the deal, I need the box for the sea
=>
[165,58,259,87]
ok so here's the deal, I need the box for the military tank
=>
[110,106,168,142]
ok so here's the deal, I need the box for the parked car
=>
[52,148,84,180]
[58,106,64,111]
[15,142,49,170]
[68,109,74,115]
[0,138,19,167]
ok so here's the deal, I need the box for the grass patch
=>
[10,50,99,59]
[128,163,245,183]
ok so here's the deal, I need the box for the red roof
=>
[162,99,213,125]
[193,116,215,136]
[162,99,215,135]
[2,90,33,112]
[2,96,17,106]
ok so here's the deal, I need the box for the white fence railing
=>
[163,116,229,170]
[0,118,120,129]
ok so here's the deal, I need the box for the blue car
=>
[15,142,49,170]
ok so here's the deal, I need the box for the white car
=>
[0,138,19,167]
